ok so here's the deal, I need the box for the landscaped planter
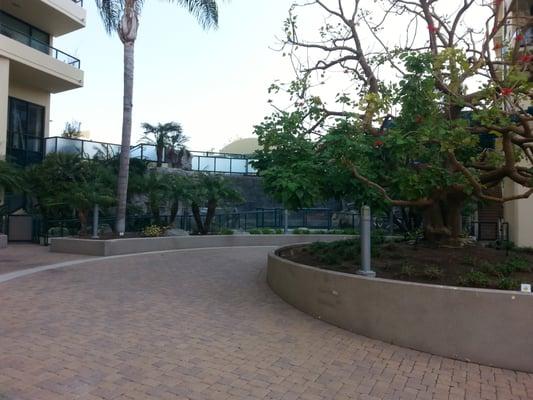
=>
[50,234,354,256]
[268,244,533,373]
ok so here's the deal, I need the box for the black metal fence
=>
[12,209,511,247]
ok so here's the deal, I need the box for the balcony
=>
[0,21,80,69]
[43,137,259,175]
[0,0,86,37]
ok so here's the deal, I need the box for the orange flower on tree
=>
[374,139,384,148]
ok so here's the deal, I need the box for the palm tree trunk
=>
[115,41,135,235]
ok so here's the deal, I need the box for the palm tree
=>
[95,0,220,235]
[140,121,188,167]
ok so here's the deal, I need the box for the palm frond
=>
[95,0,122,34]
[168,0,220,29]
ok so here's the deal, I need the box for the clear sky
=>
[51,0,295,151]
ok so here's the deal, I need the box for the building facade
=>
[494,0,533,247]
[0,0,85,166]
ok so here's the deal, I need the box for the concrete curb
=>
[267,245,533,373]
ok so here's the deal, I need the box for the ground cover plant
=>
[278,240,533,291]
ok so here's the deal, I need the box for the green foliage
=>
[309,239,359,266]
[140,121,188,166]
[459,271,490,288]
[0,160,23,193]
[142,224,165,237]
[496,277,520,291]
[27,153,115,225]
[62,120,82,138]
[217,228,234,235]
[398,263,416,278]
[422,266,444,280]
[292,227,310,234]
[189,173,243,235]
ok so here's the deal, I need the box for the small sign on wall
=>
[521,284,532,293]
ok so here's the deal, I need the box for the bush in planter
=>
[142,225,165,237]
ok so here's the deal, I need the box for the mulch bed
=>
[278,240,533,290]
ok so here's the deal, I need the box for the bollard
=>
[92,204,99,239]
[284,209,289,234]
[357,205,376,277]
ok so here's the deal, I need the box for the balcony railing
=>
[43,137,258,175]
[0,23,80,68]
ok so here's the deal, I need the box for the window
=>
[7,97,45,165]
[0,11,50,54]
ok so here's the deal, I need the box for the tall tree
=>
[95,0,221,235]
[140,121,188,167]
[255,0,533,245]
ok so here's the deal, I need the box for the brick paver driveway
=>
[0,247,532,400]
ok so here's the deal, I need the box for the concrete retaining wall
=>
[50,235,353,257]
[267,246,533,373]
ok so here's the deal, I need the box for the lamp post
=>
[357,205,376,277]
[92,204,99,239]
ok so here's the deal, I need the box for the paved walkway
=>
[0,247,532,400]
[0,243,95,274]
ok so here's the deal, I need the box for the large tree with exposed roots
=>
[254,0,533,245]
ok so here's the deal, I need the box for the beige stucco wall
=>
[503,180,533,247]
[268,248,533,373]
[0,35,83,93]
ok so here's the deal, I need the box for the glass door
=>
[7,97,45,165]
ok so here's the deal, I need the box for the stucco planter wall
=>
[50,235,354,257]
[267,246,533,373]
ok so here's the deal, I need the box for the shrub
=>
[422,266,444,280]
[496,277,520,291]
[293,228,310,234]
[275,228,284,234]
[260,228,275,234]
[48,227,71,237]
[398,264,416,278]
[143,225,164,237]
[248,228,262,234]
[218,228,234,235]
[459,271,490,288]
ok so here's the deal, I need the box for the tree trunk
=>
[156,145,163,167]
[422,199,463,245]
[203,199,217,234]
[115,41,135,235]
[115,4,138,235]
[191,202,205,234]
[78,209,88,235]
[169,200,179,224]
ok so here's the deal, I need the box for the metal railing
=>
[0,23,80,68]
[44,136,258,175]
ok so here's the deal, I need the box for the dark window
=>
[7,97,45,165]
[0,11,50,54]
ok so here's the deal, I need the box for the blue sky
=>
[51,0,294,151]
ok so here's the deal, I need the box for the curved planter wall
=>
[268,246,533,373]
[50,235,354,256]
